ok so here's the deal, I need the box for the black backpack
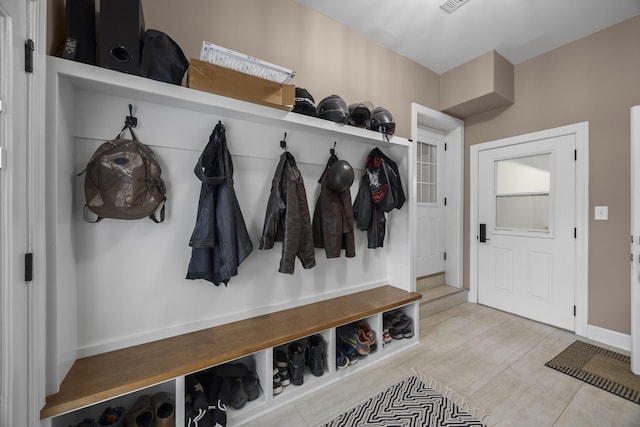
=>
[139,29,189,85]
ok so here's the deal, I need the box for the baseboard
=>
[587,324,631,352]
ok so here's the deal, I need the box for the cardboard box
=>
[188,58,294,111]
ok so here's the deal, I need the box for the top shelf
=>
[48,56,410,149]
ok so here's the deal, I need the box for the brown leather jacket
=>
[259,152,316,274]
[312,155,356,258]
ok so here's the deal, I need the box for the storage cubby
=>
[185,353,268,426]
[41,56,420,426]
[272,332,331,391]
[51,380,176,427]
[382,304,418,350]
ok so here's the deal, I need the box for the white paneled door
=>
[415,127,445,277]
[477,135,576,330]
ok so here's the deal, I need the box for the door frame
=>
[0,0,47,425]
[630,106,640,373]
[411,103,464,288]
[470,122,589,336]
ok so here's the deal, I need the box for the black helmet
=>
[368,107,395,135]
[317,95,349,124]
[327,159,354,193]
[348,101,373,128]
[292,87,317,117]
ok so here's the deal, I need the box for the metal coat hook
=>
[280,132,288,150]
[330,141,337,156]
[125,103,138,128]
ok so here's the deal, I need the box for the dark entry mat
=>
[545,340,640,404]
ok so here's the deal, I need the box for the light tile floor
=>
[242,302,640,427]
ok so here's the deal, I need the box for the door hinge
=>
[573,305,576,316]
[444,197,447,206]
[444,252,447,261]
[444,143,448,151]
[25,39,34,73]
[574,228,577,238]
[574,150,577,161]
[25,253,33,282]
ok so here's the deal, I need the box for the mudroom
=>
[3,0,640,426]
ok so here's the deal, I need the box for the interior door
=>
[415,127,445,277]
[477,135,576,330]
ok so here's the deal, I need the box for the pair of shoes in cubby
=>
[273,336,325,394]
[338,320,376,358]
[383,310,413,341]
[126,392,175,427]
[186,362,261,426]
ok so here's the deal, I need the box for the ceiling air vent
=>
[440,0,470,13]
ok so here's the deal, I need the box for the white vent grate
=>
[440,0,470,13]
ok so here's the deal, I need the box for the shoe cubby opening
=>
[185,352,267,426]
[335,316,379,371]
[51,380,175,427]
[382,304,417,349]
[272,331,330,398]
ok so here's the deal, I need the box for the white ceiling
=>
[294,0,640,74]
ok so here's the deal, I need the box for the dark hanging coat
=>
[353,148,405,248]
[260,151,316,274]
[186,122,253,285]
[312,154,356,258]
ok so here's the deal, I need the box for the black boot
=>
[288,342,305,386]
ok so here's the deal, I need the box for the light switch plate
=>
[595,206,608,220]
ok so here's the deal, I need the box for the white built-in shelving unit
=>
[42,56,417,426]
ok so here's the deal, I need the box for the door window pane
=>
[496,194,549,230]
[417,141,437,203]
[495,153,550,230]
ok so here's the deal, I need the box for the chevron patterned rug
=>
[319,374,495,427]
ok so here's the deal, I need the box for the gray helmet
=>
[368,107,395,135]
[317,95,349,124]
[348,101,373,128]
[327,159,354,193]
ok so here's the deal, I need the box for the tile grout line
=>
[551,384,584,427]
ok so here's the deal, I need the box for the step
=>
[416,273,445,292]
[418,284,468,318]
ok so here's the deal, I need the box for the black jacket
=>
[353,148,405,248]
[186,122,253,285]
[260,151,316,274]
[312,154,356,258]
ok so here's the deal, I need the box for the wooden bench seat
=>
[41,285,421,419]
